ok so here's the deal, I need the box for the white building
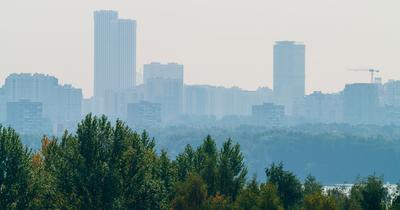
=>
[94,10,136,114]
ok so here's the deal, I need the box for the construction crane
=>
[348,68,380,84]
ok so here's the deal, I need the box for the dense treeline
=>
[147,125,400,183]
[20,124,400,183]
[1,115,400,210]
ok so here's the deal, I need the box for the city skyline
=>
[1,0,400,97]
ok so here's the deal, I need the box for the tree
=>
[0,127,31,210]
[175,144,196,181]
[157,149,176,208]
[390,186,400,210]
[172,173,208,210]
[266,162,303,209]
[302,193,338,210]
[206,193,232,210]
[350,175,388,210]
[195,135,219,196]
[38,115,167,210]
[258,183,284,210]
[234,177,260,210]
[303,175,322,196]
[217,138,247,200]
[28,136,62,210]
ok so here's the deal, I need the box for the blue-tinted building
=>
[273,41,305,116]
[1,73,82,134]
[94,10,136,110]
[252,103,285,127]
[6,100,51,135]
[127,101,162,128]
[343,83,379,124]
[143,62,184,121]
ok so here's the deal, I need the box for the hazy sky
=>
[1,0,400,97]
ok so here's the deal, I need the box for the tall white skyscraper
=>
[94,10,136,100]
[273,41,305,115]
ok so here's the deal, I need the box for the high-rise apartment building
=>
[94,10,136,101]
[1,73,82,134]
[384,80,400,107]
[6,100,51,135]
[143,62,184,121]
[343,83,379,124]
[273,41,305,115]
[0,88,6,124]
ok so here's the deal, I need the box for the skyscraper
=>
[94,10,136,101]
[273,41,305,115]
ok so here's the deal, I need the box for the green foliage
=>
[303,175,322,196]
[172,173,208,210]
[0,115,399,210]
[258,183,284,210]
[266,162,303,209]
[350,175,388,210]
[390,187,400,210]
[302,193,338,210]
[234,177,260,210]
[218,138,247,200]
[0,126,31,210]
[34,115,170,210]
[175,135,247,201]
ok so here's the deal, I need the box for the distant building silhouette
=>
[127,101,161,128]
[383,80,400,107]
[302,91,343,123]
[94,10,136,114]
[6,100,51,135]
[252,103,284,127]
[184,85,273,118]
[1,73,82,134]
[143,62,184,121]
[273,41,305,116]
[0,88,6,124]
[343,83,379,124]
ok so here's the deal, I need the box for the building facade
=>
[273,41,305,116]
[252,103,285,127]
[1,73,82,134]
[343,83,379,124]
[94,10,136,114]
[143,62,184,121]
[127,101,162,128]
[6,100,51,135]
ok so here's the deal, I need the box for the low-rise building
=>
[252,103,285,127]
[127,101,162,128]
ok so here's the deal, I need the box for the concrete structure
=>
[0,88,6,124]
[343,83,379,124]
[94,10,136,114]
[6,100,51,134]
[302,91,343,123]
[273,41,305,115]
[143,62,184,121]
[384,80,400,107]
[184,85,273,118]
[1,73,82,134]
[127,101,162,128]
[252,103,284,127]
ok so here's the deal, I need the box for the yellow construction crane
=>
[348,68,380,84]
